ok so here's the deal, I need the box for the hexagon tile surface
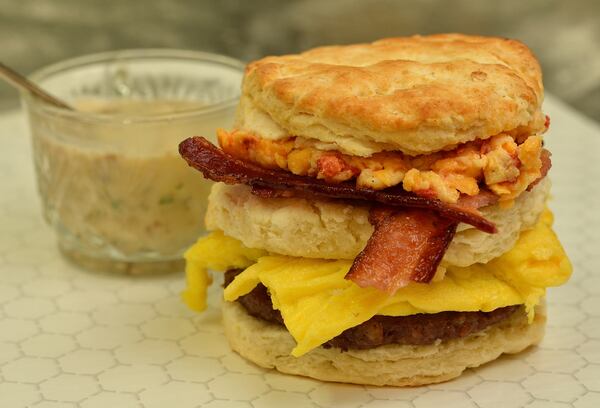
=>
[1,96,599,408]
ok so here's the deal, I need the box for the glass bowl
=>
[21,49,245,274]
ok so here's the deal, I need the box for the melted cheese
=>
[218,128,544,204]
[183,210,571,356]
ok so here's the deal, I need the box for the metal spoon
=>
[0,61,74,110]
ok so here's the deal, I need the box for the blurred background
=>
[1,0,599,121]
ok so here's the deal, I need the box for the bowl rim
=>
[23,48,246,123]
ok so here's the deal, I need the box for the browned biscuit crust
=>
[238,34,545,156]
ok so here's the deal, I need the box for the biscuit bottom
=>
[222,301,545,386]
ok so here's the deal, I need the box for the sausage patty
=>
[224,269,520,351]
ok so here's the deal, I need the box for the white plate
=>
[0,95,599,408]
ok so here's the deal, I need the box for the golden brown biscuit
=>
[237,34,545,156]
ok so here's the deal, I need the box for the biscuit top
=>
[236,34,545,156]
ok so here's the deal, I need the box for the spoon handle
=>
[0,62,73,110]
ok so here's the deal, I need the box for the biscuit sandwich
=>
[179,34,572,386]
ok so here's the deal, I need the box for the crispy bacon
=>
[254,185,499,210]
[179,137,497,233]
[540,149,552,177]
[457,189,499,209]
[346,207,457,293]
[527,149,552,191]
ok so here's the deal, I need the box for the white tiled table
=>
[1,95,599,407]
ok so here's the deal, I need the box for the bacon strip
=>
[346,207,457,293]
[253,184,499,212]
[527,149,552,191]
[456,189,499,209]
[179,137,497,233]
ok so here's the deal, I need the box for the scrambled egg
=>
[182,231,267,311]
[183,210,571,356]
[218,129,544,204]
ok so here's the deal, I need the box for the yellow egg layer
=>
[183,209,571,356]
